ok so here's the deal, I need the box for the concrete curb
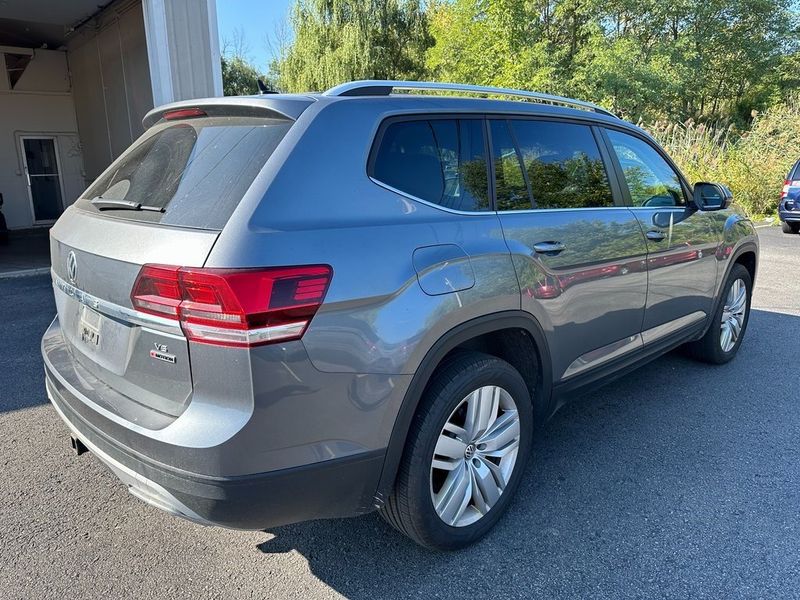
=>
[0,267,51,280]
[753,217,777,229]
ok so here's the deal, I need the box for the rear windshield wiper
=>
[90,197,165,213]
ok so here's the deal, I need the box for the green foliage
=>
[222,55,271,96]
[274,0,433,92]
[427,0,799,123]
[649,96,800,216]
[267,0,799,217]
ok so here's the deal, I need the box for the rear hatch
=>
[49,107,295,422]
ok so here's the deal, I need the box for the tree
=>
[221,27,274,96]
[425,0,799,123]
[222,55,267,96]
[273,0,433,92]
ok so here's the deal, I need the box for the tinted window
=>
[372,119,489,211]
[790,159,800,181]
[79,116,291,230]
[606,129,686,207]
[509,120,613,210]
[489,120,530,211]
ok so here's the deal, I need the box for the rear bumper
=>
[46,372,384,529]
[42,314,391,530]
[779,211,800,223]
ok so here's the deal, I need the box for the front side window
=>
[371,118,490,211]
[508,119,614,210]
[606,129,686,207]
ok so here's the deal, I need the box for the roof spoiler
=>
[142,96,315,129]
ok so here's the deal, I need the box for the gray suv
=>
[42,81,758,550]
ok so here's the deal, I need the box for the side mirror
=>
[693,182,732,211]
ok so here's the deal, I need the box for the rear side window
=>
[371,118,490,211]
[504,119,614,210]
[79,116,292,229]
[489,120,531,211]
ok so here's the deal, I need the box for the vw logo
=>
[464,443,477,460]
[67,251,77,283]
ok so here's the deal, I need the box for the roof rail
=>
[323,80,616,118]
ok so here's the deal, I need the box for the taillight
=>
[131,265,332,347]
[781,180,800,200]
[781,180,791,200]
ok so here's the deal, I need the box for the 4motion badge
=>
[150,342,176,364]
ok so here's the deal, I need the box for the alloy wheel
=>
[720,278,747,353]
[429,385,521,528]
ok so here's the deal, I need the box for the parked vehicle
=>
[779,157,800,234]
[42,81,758,550]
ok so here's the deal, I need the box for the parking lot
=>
[0,225,797,599]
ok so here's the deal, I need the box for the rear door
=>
[49,112,293,419]
[493,118,649,382]
[600,127,720,335]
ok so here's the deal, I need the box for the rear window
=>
[371,118,490,211]
[78,116,292,229]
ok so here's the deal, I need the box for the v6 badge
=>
[150,342,176,364]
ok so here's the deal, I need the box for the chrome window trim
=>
[368,176,496,216]
[370,177,633,216]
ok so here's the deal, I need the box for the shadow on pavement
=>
[0,229,50,275]
[0,275,54,413]
[257,308,800,599]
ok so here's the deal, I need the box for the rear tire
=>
[781,221,799,234]
[380,352,533,550]
[685,263,752,364]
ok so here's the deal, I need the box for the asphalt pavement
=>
[0,225,798,599]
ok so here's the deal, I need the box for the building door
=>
[20,136,64,224]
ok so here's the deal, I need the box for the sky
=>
[216,0,294,71]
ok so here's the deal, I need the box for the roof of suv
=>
[143,80,627,131]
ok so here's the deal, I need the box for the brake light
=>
[781,179,800,200]
[163,107,207,120]
[131,265,332,347]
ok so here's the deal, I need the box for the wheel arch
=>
[373,311,553,504]
[701,241,758,338]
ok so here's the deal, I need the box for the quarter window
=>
[606,129,686,207]
[371,119,490,211]
[507,119,614,210]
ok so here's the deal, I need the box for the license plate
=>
[78,305,101,348]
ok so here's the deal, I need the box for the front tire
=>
[381,352,533,550]
[685,263,752,364]
[781,221,799,234]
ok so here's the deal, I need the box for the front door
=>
[20,136,64,224]
[492,118,649,382]
[601,128,720,334]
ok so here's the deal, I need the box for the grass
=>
[645,96,800,218]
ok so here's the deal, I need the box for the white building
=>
[0,0,222,230]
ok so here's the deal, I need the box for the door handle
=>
[533,241,566,255]
[646,230,666,241]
